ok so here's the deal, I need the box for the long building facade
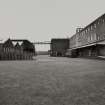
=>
[0,38,35,60]
[68,13,105,58]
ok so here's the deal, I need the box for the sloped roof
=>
[3,38,14,48]
[21,40,34,49]
[15,42,21,49]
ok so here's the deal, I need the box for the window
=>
[88,27,90,31]
[91,25,93,30]
[81,32,83,36]
[97,20,100,25]
[85,29,87,33]
[94,24,96,28]
[103,19,105,23]
[83,31,85,35]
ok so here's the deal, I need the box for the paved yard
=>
[0,55,105,105]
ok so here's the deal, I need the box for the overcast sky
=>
[0,0,105,50]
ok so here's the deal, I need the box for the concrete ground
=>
[0,55,105,105]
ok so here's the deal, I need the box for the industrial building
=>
[0,38,35,60]
[67,13,105,58]
[50,38,69,57]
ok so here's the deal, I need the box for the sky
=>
[0,0,105,51]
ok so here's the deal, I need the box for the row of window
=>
[97,34,105,40]
[79,17,105,36]
[78,32,96,43]
[3,48,14,52]
[3,47,24,53]
[2,48,34,55]
[70,35,77,47]
[78,18,105,41]
[69,15,105,47]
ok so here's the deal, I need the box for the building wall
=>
[68,14,105,57]
[0,39,35,60]
[96,15,105,41]
[97,45,105,56]
[50,39,69,56]
[69,14,105,49]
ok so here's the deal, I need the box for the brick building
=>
[68,13,105,58]
[50,38,69,57]
[0,38,35,60]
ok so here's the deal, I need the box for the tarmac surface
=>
[0,55,105,105]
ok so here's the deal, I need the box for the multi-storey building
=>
[68,13,105,57]
[0,38,35,60]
